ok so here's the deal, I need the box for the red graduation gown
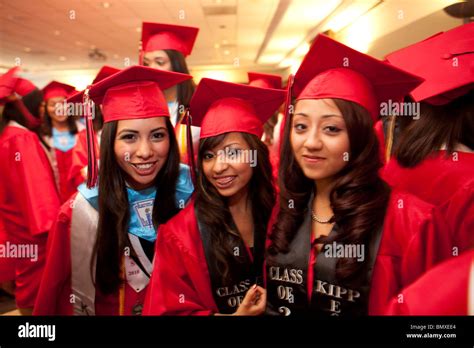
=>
[385,250,474,315]
[55,147,77,203]
[0,217,15,282]
[0,123,60,307]
[33,192,147,315]
[143,200,218,316]
[382,151,474,256]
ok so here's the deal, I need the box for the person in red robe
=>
[140,22,200,164]
[40,81,83,203]
[143,78,286,316]
[0,68,60,314]
[67,66,119,189]
[385,250,474,315]
[265,34,449,316]
[382,23,474,259]
[33,66,194,316]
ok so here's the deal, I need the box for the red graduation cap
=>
[67,65,121,104]
[67,65,192,188]
[189,78,287,139]
[385,22,474,105]
[87,65,191,123]
[0,67,21,102]
[293,34,424,120]
[0,67,40,128]
[141,22,199,57]
[248,72,282,90]
[43,81,76,101]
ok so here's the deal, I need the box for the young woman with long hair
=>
[143,78,286,315]
[33,66,194,315]
[140,22,200,163]
[40,81,82,203]
[383,23,474,261]
[265,34,449,316]
[0,68,60,314]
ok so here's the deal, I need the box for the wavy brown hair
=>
[195,132,276,283]
[92,118,181,294]
[267,99,391,284]
[395,90,474,167]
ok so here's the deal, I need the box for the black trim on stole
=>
[195,206,265,314]
[266,196,383,316]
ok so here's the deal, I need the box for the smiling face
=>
[143,50,173,71]
[46,96,67,124]
[114,117,170,190]
[201,132,253,199]
[291,98,350,182]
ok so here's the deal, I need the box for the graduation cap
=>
[141,22,199,57]
[189,78,287,139]
[248,72,282,90]
[67,65,121,103]
[43,81,77,101]
[292,34,424,121]
[0,67,40,128]
[67,65,192,188]
[385,22,474,105]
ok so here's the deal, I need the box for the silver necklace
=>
[311,210,334,224]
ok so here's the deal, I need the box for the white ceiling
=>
[0,0,466,87]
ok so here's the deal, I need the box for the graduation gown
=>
[265,190,450,316]
[0,122,60,307]
[143,200,265,316]
[33,164,193,315]
[382,150,474,256]
[385,250,474,315]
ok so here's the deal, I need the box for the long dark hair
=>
[92,117,181,294]
[268,99,391,284]
[40,99,78,137]
[195,132,276,282]
[395,90,474,167]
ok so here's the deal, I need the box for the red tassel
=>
[279,74,294,154]
[83,87,99,188]
[185,109,197,185]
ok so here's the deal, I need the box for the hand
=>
[233,284,266,316]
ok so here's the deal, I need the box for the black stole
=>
[196,206,265,314]
[266,197,383,317]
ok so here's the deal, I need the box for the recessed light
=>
[224,50,230,55]
[24,47,31,52]
[54,30,60,36]
[214,43,220,49]
[113,54,119,59]
[222,40,228,45]
[136,27,141,33]
[59,56,66,61]
[102,2,110,8]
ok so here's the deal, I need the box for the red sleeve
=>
[385,250,474,315]
[33,200,74,315]
[369,192,451,315]
[143,205,217,316]
[13,133,60,235]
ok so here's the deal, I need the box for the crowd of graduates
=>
[0,21,473,317]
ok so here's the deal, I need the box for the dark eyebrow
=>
[117,127,166,135]
[293,113,342,119]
